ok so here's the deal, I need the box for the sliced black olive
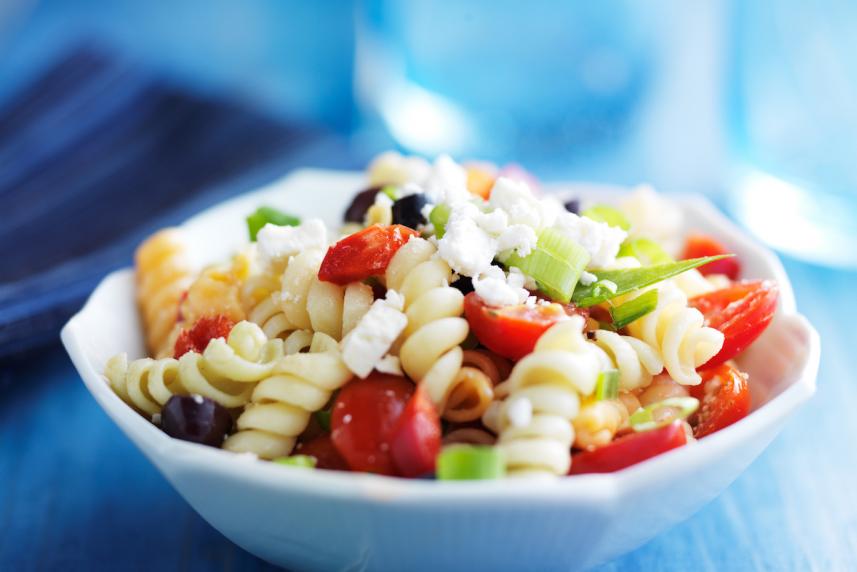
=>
[564,198,580,214]
[391,193,429,229]
[344,186,381,223]
[161,395,233,447]
[450,275,474,295]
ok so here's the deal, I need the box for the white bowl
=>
[61,169,820,571]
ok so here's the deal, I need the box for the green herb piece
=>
[610,289,659,329]
[581,204,631,230]
[504,228,590,303]
[436,445,505,480]
[381,185,399,201]
[571,255,731,307]
[429,204,451,238]
[273,455,317,469]
[595,369,620,401]
[618,238,673,265]
[246,206,301,241]
[629,397,699,433]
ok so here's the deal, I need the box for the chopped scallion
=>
[247,206,301,241]
[504,228,590,303]
[571,255,732,307]
[581,204,631,230]
[595,369,620,401]
[610,289,659,329]
[436,445,505,480]
[629,397,699,433]
[273,455,317,469]
[618,238,673,265]
[381,185,399,201]
[429,204,451,238]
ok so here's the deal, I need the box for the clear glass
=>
[355,1,657,173]
[727,0,857,267]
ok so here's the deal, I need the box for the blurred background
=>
[1,1,855,570]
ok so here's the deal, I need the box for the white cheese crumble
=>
[472,266,529,307]
[436,202,498,277]
[423,154,470,204]
[340,290,408,378]
[579,270,597,286]
[257,219,328,268]
[375,355,403,376]
[489,177,557,230]
[552,211,627,269]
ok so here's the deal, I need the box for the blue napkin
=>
[0,45,356,357]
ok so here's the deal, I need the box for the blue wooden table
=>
[1,256,855,571]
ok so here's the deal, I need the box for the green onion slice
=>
[381,185,399,201]
[436,445,505,480]
[618,238,673,265]
[571,255,732,307]
[429,204,451,238]
[273,455,317,469]
[504,228,590,303]
[247,206,301,241]
[629,397,699,433]
[581,204,631,230]
[595,369,620,401]
[610,289,659,329]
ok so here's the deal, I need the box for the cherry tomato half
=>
[390,386,441,478]
[296,435,350,471]
[318,224,419,285]
[569,421,687,475]
[173,315,235,358]
[689,280,779,368]
[689,364,751,438]
[681,233,741,280]
[330,373,413,475]
[463,293,581,360]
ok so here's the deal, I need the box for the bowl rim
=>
[60,168,820,504]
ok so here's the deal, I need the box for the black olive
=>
[450,276,474,295]
[161,395,233,447]
[344,186,381,223]
[391,194,429,229]
[564,198,580,214]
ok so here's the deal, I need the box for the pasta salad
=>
[104,153,779,479]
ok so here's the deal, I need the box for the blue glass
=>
[727,0,857,267]
[356,1,656,170]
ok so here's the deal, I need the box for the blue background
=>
[1,1,856,570]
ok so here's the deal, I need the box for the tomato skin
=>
[390,387,441,478]
[173,315,235,358]
[296,435,350,471]
[689,280,779,368]
[681,233,741,280]
[318,224,419,285]
[569,421,687,475]
[689,364,751,438]
[463,293,580,360]
[330,373,414,475]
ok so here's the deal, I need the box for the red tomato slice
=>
[463,292,582,360]
[318,224,419,285]
[330,373,413,475]
[390,386,441,478]
[689,364,751,438]
[681,233,741,279]
[569,421,687,475]
[689,280,778,368]
[173,315,235,358]
[296,435,350,471]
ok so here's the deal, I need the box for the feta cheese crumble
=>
[423,154,471,204]
[472,266,529,307]
[553,211,627,269]
[340,290,408,378]
[257,219,328,267]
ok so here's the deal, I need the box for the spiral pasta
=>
[625,281,724,386]
[179,261,247,327]
[572,391,641,451]
[386,238,471,419]
[487,316,605,477]
[202,321,285,382]
[104,353,183,416]
[222,332,353,459]
[590,330,663,391]
[134,229,194,358]
[441,350,511,423]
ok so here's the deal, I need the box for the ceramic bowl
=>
[61,169,820,571]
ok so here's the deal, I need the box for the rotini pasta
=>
[202,321,285,382]
[104,353,183,416]
[386,237,471,419]
[572,390,642,451]
[441,349,511,423]
[180,260,247,327]
[591,329,663,391]
[134,228,194,358]
[222,332,352,459]
[625,281,724,386]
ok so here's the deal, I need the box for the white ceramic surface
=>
[61,169,820,572]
